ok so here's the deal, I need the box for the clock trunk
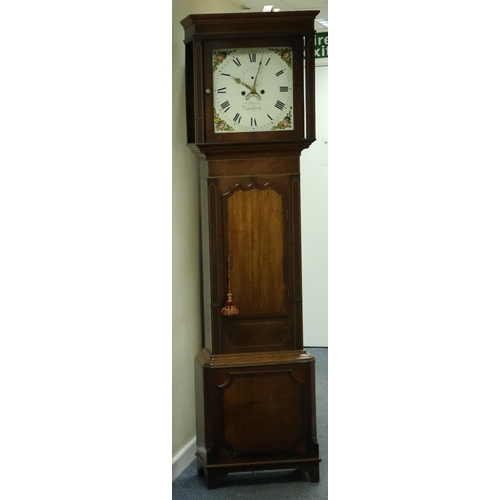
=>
[198,150,305,355]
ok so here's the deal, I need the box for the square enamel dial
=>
[212,47,294,133]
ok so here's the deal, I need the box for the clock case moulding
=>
[181,11,321,489]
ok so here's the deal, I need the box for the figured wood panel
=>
[222,370,303,455]
[227,187,285,316]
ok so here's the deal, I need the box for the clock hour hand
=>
[228,74,260,100]
[229,75,253,91]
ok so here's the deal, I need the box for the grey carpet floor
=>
[172,347,328,499]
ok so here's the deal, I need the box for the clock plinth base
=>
[195,454,320,489]
[194,349,320,489]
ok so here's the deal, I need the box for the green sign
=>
[315,32,328,59]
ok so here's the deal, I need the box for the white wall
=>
[171,0,241,466]
[301,63,329,347]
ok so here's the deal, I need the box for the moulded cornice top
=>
[181,10,320,42]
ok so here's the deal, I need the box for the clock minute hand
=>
[252,53,264,91]
[245,54,264,101]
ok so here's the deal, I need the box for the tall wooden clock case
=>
[181,11,321,488]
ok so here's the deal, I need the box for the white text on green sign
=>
[315,33,328,59]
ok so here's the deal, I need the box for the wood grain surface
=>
[227,187,285,316]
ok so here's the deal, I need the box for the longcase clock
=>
[181,11,321,489]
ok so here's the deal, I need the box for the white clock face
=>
[212,47,294,133]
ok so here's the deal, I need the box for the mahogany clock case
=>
[180,11,322,488]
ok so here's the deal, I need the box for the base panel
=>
[195,349,320,489]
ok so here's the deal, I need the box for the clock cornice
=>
[180,11,319,42]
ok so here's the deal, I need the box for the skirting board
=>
[172,436,196,481]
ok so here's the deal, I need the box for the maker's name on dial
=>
[243,104,261,111]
